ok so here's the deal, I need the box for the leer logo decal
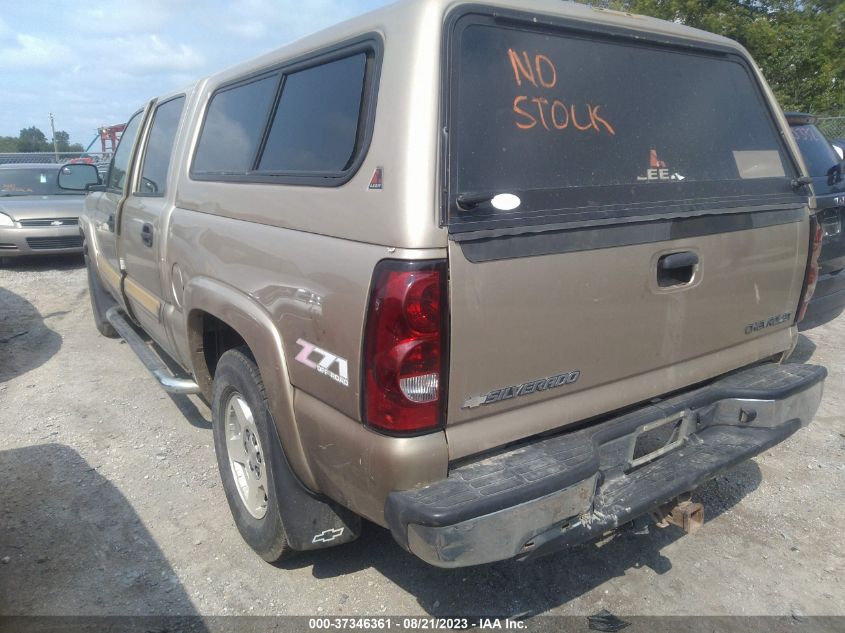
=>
[312,528,345,543]
[368,166,383,190]
[637,149,685,182]
[295,338,349,387]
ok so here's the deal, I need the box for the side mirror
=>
[57,163,100,191]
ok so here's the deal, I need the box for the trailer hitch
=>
[651,493,704,534]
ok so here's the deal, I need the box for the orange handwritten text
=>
[513,97,615,135]
[508,48,615,136]
[508,49,557,88]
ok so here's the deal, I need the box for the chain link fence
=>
[816,116,845,140]
[0,151,110,165]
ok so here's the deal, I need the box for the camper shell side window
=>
[190,35,383,187]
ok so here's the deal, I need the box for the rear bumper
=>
[385,363,826,568]
[0,225,83,257]
[799,269,845,330]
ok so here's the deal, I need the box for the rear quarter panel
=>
[165,208,448,512]
[168,209,445,420]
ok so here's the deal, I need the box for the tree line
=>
[0,126,85,154]
[592,0,844,115]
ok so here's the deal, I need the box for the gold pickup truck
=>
[64,0,826,568]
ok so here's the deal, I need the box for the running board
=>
[105,307,202,395]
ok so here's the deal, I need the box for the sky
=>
[0,0,391,150]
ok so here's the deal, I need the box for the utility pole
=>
[49,113,59,162]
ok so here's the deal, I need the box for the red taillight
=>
[796,215,823,324]
[363,260,448,434]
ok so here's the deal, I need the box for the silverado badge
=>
[462,370,581,409]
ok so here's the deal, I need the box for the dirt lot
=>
[1,255,844,620]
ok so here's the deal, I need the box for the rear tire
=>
[211,347,294,562]
[84,250,118,338]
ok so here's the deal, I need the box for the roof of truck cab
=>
[201,0,744,86]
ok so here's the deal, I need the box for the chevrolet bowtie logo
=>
[50,220,64,226]
[312,527,345,543]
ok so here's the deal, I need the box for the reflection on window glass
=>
[790,124,840,177]
[259,54,366,173]
[193,76,278,174]
[138,97,185,195]
[0,168,63,196]
[108,112,143,191]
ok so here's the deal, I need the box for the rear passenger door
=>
[120,95,185,348]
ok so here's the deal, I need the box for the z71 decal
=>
[295,338,349,387]
[463,370,580,409]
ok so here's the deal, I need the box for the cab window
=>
[137,96,185,196]
[107,111,144,192]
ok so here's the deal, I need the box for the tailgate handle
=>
[657,251,698,287]
[141,223,154,248]
[659,251,699,269]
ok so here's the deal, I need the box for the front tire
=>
[211,347,293,562]
[84,249,118,338]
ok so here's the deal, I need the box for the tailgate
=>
[442,10,809,459]
[446,223,807,457]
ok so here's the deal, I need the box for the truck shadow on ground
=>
[0,287,62,383]
[0,443,206,625]
[285,460,762,617]
[0,253,84,273]
[166,393,213,430]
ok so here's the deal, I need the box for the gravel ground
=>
[0,255,843,619]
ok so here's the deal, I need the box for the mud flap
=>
[266,419,361,551]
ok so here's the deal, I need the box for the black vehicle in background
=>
[787,112,845,330]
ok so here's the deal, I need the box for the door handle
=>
[141,223,154,248]
[658,251,699,270]
[657,251,698,287]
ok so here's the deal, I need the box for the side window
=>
[190,42,378,185]
[107,111,144,191]
[137,96,185,195]
[192,75,278,174]
[258,53,366,173]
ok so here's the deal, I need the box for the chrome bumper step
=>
[105,307,201,395]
